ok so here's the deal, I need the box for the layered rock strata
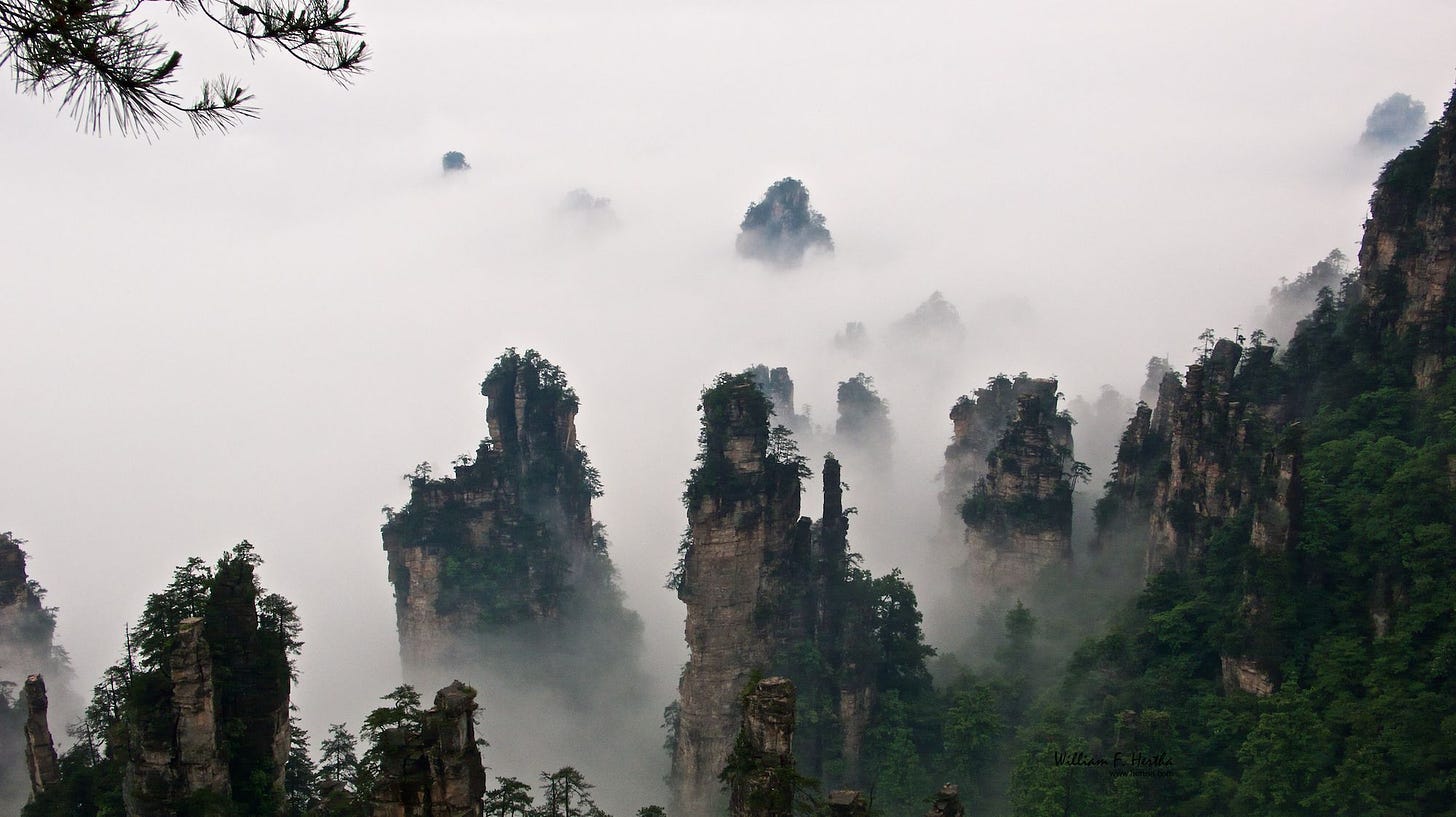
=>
[171,618,231,797]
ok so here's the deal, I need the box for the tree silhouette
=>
[538,767,601,817]
[484,776,535,817]
[361,684,423,742]
[318,723,361,787]
[0,0,368,134]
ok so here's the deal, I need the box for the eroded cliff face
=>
[171,618,232,799]
[673,374,884,817]
[382,349,638,674]
[1122,340,1294,577]
[953,379,1076,593]
[1098,340,1295,694]
[368,681,488,817]
[727,678,797,817]
[1357,87,1456,389]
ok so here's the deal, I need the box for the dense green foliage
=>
[537,767,608,817]
[25,543,300,817]
[878,109,1456,816]
[996,357,1456,815]
[765,560,939,801]
[960,488,1073,534]
[964,253,1454,814]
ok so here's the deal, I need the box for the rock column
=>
[673,377,806,817]
[22,674,60,795]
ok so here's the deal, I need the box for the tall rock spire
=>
[672,371,912,816]
[22,674,60,796]
[382,349,638,672]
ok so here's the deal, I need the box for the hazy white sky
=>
[3,1,1455,810]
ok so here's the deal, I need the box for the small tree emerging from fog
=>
[0,0,368,134]
[1195,328,1216,361]
[443,151,471,172]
